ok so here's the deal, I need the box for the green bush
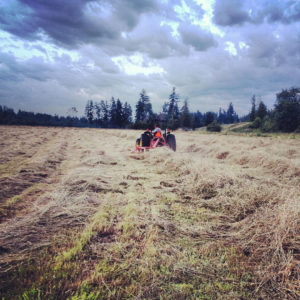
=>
[261,116,274,132]
[249,117,261,129]
[206,120,222,132]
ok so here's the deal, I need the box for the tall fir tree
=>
[181,99,191,128]
[191,111,204,128]
[116,99,123,127]
[167,87,180,129]
[100,100,109,128]
[217,108,227,124]
[226,102,236,123]
[256,101,267,119]
[110,97,117,127]
[123,102,132,127]
[135,89,153,127]
[94,102,101,127]
[85,100,94,125]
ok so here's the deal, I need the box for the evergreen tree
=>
[110,97,117,127]
[191,111,204,128]
[204,112,216,126]
[85,100,94,125]
[256,101,267,120]
[156,102,169,127]
[181,99,191,128]
[135,99,144,123]
[190,114,196,130]
[162,102,169,116]
[100,100,109,128]
[94,102,101,127]
[116,98,123,127]
[226,102,235,124]
[135,89,153,128]
[249,95,256,122]
[167,87,180,129]
[122,102,132,127]
[217,108,227,124]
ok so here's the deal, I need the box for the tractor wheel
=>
[167,134,176,152]
[141,133,151,147]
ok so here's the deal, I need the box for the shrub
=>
[261,116,274,132]
[274,88,300,132]
[206,120,222,132]
[249,117,261,129]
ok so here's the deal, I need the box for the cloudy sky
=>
[0,0,300,116]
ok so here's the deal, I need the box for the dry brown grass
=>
[0,126,299,299]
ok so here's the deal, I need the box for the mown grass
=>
[0,155,28,177]
[0,183,46,221]
[58,202,115,263]
[0,126,299,299]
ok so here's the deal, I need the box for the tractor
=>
[135,129,176,152]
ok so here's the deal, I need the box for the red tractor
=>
[135,129,176,152]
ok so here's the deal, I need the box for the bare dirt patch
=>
[216,151,229,159]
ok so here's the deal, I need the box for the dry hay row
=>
[184,133,300,185]
[0,128,137,298]
[0,129,70,223]
[0,126,61,165]
[0,129,119,265]
[174,137,300,298]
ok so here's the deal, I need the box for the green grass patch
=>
[58,204,114,263]
[5,195,23,208]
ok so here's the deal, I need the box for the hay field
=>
[0,125,299,299]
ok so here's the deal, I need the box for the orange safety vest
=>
[155,131,161,137]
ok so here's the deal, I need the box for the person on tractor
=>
[152,124,162,138]
[152,124,164,146]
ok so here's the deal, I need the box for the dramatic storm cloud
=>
[0,0,300,115]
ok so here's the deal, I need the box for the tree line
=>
[0,87,241,129]
[84,98,132,128]
[0,106,89,127]
[247,87,300,132]
[3,86,299,132]
[83,87,240,130]
[5,87,300,132]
